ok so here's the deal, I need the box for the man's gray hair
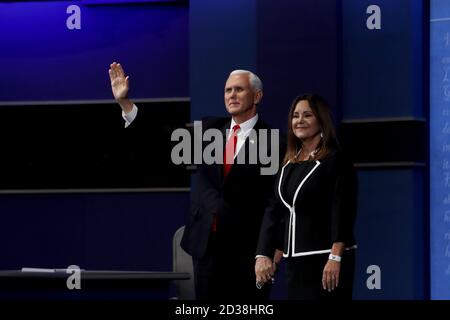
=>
[229,69,263,92]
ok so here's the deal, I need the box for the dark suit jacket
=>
[256,148,358,258]
[180,116,285,259]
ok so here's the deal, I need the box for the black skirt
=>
[285,250,355,300]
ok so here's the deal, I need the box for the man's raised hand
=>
[109,62,133,114]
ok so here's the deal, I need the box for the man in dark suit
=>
[109,63,283,300]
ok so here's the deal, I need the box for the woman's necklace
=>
[296,147,319,161]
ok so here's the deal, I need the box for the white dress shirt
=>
[228,114,259,158]
[122,104,138,128]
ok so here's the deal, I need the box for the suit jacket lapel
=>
[218,120,230,183]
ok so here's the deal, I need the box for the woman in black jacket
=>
[255,94,358,300]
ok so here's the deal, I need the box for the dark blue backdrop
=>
[0,0,432,300]
[430,0,450,300]
[0,0,190,300]
[341,0,427,300]
[0,1,188,101]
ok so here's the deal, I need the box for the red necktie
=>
[223,124,241,178]
[211,124,240,233]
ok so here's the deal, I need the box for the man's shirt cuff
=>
[122,104,138,128]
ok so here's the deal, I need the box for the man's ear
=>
[254,90,263,105]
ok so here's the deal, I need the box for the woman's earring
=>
[320,132,323,138]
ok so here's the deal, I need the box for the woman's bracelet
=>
[328,254,342,262]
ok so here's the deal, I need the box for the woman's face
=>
[291,100,321,141]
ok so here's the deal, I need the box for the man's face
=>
[224,74,260,120]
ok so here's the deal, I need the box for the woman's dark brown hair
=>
[283,94,338,164]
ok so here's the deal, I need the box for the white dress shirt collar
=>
[228,114,259,157]
[229,113,259,139]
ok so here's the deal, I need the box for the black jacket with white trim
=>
[256,148,358,258]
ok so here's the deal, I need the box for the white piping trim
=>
[283,213,294,258]
[277,161,292,209]
[278,160,358,258]
[291,160,321,256]
[278,161,292,258]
